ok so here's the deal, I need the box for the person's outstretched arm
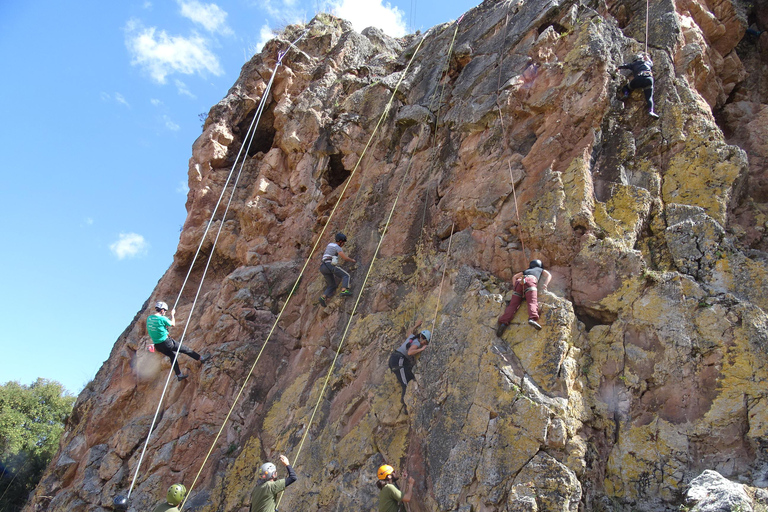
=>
[279,455,297,486]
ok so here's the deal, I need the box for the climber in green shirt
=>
[250,454,297,512]
[376,464,414,512]
[146,301,210,381]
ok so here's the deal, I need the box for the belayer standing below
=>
[151,484,187,512]
[377,464,415,512]
[147,301,210,381]
[388,320,430,410]
[496,260,552,336]
[318,232,356,307]
[250,454,297,512]
[618,52,660,119]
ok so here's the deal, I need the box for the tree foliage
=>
[0,379,75,512]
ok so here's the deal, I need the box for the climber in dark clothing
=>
[388,320,430,409]
[619,53,659,119]
[496,260,552,336]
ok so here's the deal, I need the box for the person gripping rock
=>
[618,52,659,119]
[496,260,552,336]
[318,232,357,307]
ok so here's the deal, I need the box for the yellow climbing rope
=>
[178,30,431,510]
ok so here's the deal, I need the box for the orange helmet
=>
[377,464,395,480]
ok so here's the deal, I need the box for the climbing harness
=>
[121,30,307,505]
[178,30,431,511]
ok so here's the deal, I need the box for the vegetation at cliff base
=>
[0,379,75,512]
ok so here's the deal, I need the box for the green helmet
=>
[167,484,187,506]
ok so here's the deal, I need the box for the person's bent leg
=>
[499,281,524,325]
[167,337,201,361]
[154,340,182,375]
[334,266,351,290]
[320,263,338,297]
[524,279,539,321]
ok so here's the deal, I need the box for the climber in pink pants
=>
[496,260,551,335]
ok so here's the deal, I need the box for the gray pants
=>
[320,261,350,296]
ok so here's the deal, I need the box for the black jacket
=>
[619,58,653,76]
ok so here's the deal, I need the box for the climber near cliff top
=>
[388,320,430,411]
[150,484,187,512]
[496,260,552,336]
[147,301,210,381]
[377,464,415,512]
[318,232,357,307]
[250,454,297,512]
[618,52,660,119]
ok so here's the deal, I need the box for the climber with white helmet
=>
[496,260,552,336]
[318,232,357,307]
[149,483,187,512]
[618,52,659,119]
[146,300,210,381]
[376,464,414,512]
[388,320,431,410]
[250,454,297,512]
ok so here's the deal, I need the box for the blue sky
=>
[0,0,477,395]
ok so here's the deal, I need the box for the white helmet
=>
[155,301,169,311]
[259,462,277,480]
[420,330,432,342]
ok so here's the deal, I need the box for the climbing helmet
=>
[335,232,347,243]
[377,464,395,480]
[529,260,543,269]
[155,301,169,311]
[166,484,187,506]
[259,462,277,480]
[419,330,432,342]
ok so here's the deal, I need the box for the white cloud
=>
[110,233,149,259]
[143,1,152,8]
[163,115,181,131]
[100,92,111,101]
[177,180,190,194]
[115,92,130,107]
[254,24,274,53]
[178,0,234,35]
[85,217,94,225]
[329,0,406,36]
[151,98,162,106]
[175,79,196,98]
[124,18,223,84]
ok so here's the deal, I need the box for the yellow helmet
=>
[377,464,395,480]
[166,484,186,506]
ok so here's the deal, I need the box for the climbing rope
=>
[416,16,464,256]
[493,4,530,269]
[644,0,650,55]
[275,154,420,511]
[123,31,306,503]
[178,30,432,510]
[428,221,454,339]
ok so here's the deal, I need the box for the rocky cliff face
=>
[26,0,768,510]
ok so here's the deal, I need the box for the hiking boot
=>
[339,289,353,297]
[495,322,507,337]
[199,354,212,364]
[648,110,659,119]
[318,296,327,307]
[528,319,542,330]
[177,374,189,382]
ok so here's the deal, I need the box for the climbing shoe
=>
[318,296,327,307]
[648,110,659,119]
[339,289,353,297]
[528,319,542,330]
[199,354,212,364]
[495,322,507,337]
[177,374,189,382]
[620,86,630,99]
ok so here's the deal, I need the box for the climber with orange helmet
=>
[148,483,187,512]
[250,454,297,512]
[147,300,210,381]
[388,320,431,410]
[618,52,659,119]
[318,232,357,307]
[376,464,414,512]
[496,260,551,336]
